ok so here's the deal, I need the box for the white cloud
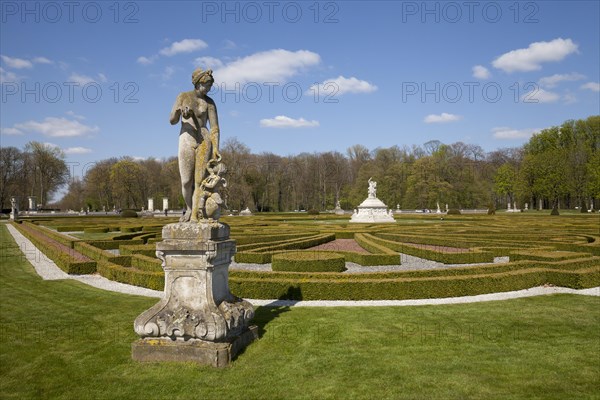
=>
[310,76,377,96]
[159,39,208,56]
[492,38,578,73]
[13,117,99,137]
[32,57,52,64]
[472,65,491,79]
[0,67,19,83]
[581,82,600,92]
[0,127,24,135]
[1,55,33,69]
[424,113,462,124]
[194,56,224,70]
[260,115,319,128]
[63,147,92,154]
[67,73,107,85]
[538,73,585,88]
[68,73,94,85]
[492,127,540,140]
[137,55,157,65]
[215,49,320,86]
[522,88,560,103]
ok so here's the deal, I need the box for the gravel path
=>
[6,223,599,306]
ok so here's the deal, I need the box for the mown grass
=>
[1,223,599,399]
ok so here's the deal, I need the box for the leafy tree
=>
[23,142,69,207]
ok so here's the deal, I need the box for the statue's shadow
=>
[231,287,302,361]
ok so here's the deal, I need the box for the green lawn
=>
[1,223,599,399]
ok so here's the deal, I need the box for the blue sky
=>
[1,1,599,176]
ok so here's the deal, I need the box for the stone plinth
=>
[132,221,256,367]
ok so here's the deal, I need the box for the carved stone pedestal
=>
[132,222,256,367]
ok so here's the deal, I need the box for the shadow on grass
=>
[250,285,303,338]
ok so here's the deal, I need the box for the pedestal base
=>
[132,221,256,367]
[132,325,258,368]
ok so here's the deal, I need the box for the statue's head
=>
[192,68,214,94]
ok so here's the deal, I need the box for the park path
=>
[5,223,599,306]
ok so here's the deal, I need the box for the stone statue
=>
[194,160,227,220]
[10,197,18,221]
[133,68,255,367]
[368,177,377,198]
[170,68,222,223]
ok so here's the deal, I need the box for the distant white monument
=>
[334,200,344,215]
[27,196,37,212]
[239,207,253,216]
[436,202,442,214]
[350,178,396,223]
[10,196,19,221]
[148,198,154,212]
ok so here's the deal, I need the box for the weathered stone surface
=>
[132,325,258,368]
[161,221,229,241]
[170,68,223,223]
[133,222,256,366]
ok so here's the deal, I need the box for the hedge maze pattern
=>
[10,213,600,300]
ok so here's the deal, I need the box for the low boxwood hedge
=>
[13,222,96,274]
[120,226,143,233]
[120,244,156,257]
[84,227,109,233]
[96,261,163,290]
[364,234,494,264]
[272,251,346,272]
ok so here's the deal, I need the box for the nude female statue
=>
[170,68,222,222]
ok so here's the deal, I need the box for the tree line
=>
[1,115,598,212]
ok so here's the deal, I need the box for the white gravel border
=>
[6,223,599,306]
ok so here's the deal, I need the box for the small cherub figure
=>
[194,160,227,220]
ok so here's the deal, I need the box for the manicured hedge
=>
[22,222,80,248]
[120,226,143,233]
[96,261,163,290]
[510,249,585,262]
[13,222,96,274]
[84,239,144,250]
[131,254,162,272]
[120,244,156,257]
[228,265,600,300]
[272,251,346,272]
[364,234,494,264]
[84,227,109,233]
[56,225,84,232]
[235,232,317,246]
